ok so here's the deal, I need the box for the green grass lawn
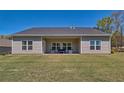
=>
[0,53,124,82]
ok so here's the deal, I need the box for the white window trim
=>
[90,40,101,50]
[22,40,27,51]
[22,40,33,51]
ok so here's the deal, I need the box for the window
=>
[62,43,72,51]
[52,43,56,50]
[90,40,101,50]
[96,40,101,50]
[51,42,72,51]
[90,41,95,50]
[28,41,33,50]
[22,40,33,50]
[57,43,60,50]
[63,43,66,51]
[67,43,72,50]
[22,41,27,50]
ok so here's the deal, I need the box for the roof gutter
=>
[12,34,111,37]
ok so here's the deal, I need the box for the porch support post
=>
[80,36,83,54]
[41,36,43,54]
[109,35,112,54]
[12,36,13,54]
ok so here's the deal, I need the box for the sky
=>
[0,10,114,35]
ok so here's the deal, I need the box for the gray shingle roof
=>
[13,27,111,36]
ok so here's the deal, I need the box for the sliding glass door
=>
[51,42,72,53]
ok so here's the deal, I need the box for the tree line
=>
[96,11,124,48]
[0,35,11,40]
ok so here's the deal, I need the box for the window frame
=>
[22,40,27,51]
[90,40,95,50]
[22,40,33,51]
[51,43,57,51]
[90,40,101,50]
[67,42,72,50]
[95,40,101,50]
[51,42,72,51]
[28,40,33,50]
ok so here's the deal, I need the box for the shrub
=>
[111,49,115,54]
[111,47,119,54]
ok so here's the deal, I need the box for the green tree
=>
[97,16,112,33]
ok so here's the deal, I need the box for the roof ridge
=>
[26,27,96,30]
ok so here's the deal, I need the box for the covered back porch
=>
[42,36,81,54]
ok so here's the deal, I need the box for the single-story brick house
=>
[12,27,111,54]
